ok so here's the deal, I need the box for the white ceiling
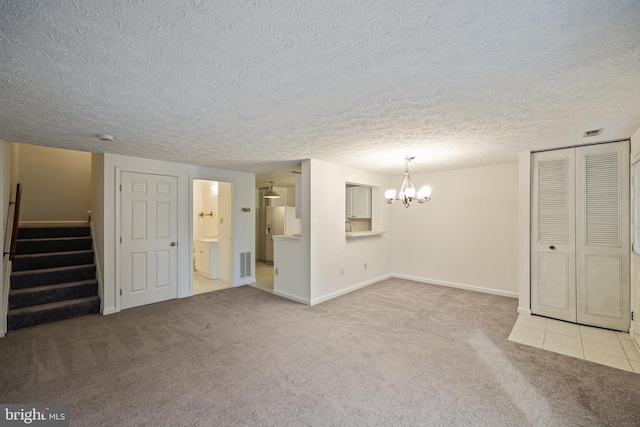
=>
[1,0,639,187]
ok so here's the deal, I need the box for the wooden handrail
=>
[8,183,22,261]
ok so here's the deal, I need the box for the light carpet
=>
[1,278,639,426]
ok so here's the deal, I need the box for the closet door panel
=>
[531,149,577,322]
[576,141,630,331]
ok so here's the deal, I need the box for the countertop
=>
[345,231,387,238]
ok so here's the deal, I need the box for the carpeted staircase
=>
[7,226,100,331]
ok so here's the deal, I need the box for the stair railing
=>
[2,183,21,336]
[6,183,22,260]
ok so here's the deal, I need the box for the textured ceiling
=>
[1,0,639,187]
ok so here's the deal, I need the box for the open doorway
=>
[192,179,233,295]
[254,183,301,293]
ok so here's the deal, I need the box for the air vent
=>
[583,128,603,138]
[240,252,252,278]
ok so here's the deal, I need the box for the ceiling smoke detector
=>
[583,128,602,138]
[97,134,114,142]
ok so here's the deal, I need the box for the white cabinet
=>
[195,239,218,279]
[346,186,371,218]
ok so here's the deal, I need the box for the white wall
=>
[217,181,233,283]
[392,163,519,297]
[193,180,219,242]
[90,154,105,311]
[518,151,531,313]
[308,159,393,304]
[99,153,255,315]
[16,144,91,223]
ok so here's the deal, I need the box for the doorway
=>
[192,179,233,295]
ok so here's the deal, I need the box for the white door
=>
[531,149,577,322]
[632,160,640,343]
[121,172,178,309]
[575,142,630,330]
[531,141,630,331]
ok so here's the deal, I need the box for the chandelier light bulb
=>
[417,186,431,199]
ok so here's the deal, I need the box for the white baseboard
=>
[19,221,89,227]
[102,307,117,315]
[393,274,519,299]
[273,289,310,305]
[517,307,532,315]
[310,275,392,306]
[0,328,5,338]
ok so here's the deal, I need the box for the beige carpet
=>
[1,278,639,426]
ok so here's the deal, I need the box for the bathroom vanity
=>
[195,238,218,279]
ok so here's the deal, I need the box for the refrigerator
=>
[265,206,301,264]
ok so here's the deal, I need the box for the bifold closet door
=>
[531,148,577,323]
[531,141,630,331]
[575,141,629,331]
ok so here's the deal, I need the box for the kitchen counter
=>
[345,231,386,238]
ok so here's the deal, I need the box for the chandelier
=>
[384,156,432,208]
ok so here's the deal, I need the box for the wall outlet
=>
[275,267,279,275]
[364,263,367,270]
[340,268,344,276]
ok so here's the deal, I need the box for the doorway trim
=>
[189,173,239,296]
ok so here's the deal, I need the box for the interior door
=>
[121,172,178,309]
[632,160,640,343]
[531,149,577,322]
[576,142,630,330]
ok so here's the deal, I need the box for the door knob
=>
[170,242,177,246]
[549,245,555,250]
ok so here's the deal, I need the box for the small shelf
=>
[345,231,387,238]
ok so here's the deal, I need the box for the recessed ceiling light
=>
[583,128,602,138]
[97,134,113,141]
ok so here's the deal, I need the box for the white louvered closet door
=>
[531,149,577,323]
[531,141,630,331]
[575,141,630,330]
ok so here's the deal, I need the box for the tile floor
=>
[193,272,231,295]
[193,261,274,295]
[251,261,274,293]
[508,314,640,373]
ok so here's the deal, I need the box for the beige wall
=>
[17,144,91,223]
[392,162,519,296]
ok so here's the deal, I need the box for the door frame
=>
[631,155,640,345]
[519,139,633,331]
[189,173,236,296]
[115,166,180,313]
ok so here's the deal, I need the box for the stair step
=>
[11,264,96,289]
[16,236,92,254]
[7,296,100,331]
[12,250,95,271]
[18,226,90,239]
[9,280,98,309]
